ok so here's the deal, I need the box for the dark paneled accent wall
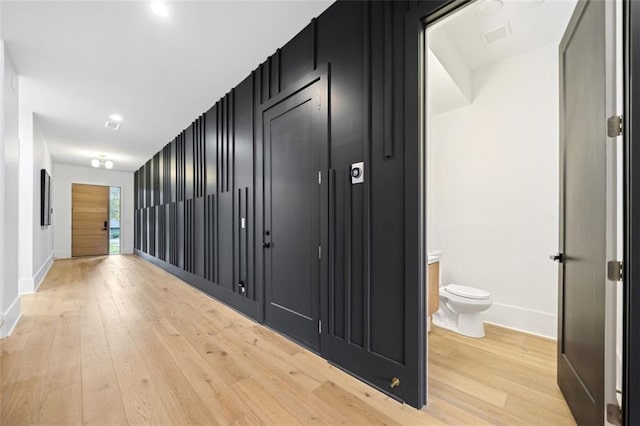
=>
[134,0,448,409]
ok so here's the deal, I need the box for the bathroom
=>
[425,0,575,338]
[423,0,625,415]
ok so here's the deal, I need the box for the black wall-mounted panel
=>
[194,196,205,278]
[280,23,315,90]
[205,106,218,196]
[185,124,194,201]
[133,0,430,410]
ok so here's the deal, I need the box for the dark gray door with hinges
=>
[263,81,326,351]
[558,0,607,423]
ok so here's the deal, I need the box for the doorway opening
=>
[109,186,121,255]
[422,0,622,423]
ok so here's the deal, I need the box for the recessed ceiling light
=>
[91,159,100,168]
[104,160,114,169]
[105,121,120,130]
[109,113,123,122]
[151,2,169,17]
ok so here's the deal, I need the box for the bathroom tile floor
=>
[427,323,576,425]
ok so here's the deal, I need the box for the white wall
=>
[32,120,53,287]
[18,96,54,294]
[429,42,559,338]
[18,102,34,293]
[52,164,134,258]
[1,43,22,338]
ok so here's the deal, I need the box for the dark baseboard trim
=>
[134,249,260,320]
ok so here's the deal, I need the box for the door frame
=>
[255,65,330,354]
[623,0,640,423]
[405,0,476,408]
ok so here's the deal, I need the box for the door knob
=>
[102,220,108,231]
[550,253,564,263]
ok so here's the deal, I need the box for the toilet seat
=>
[445,284,490,300]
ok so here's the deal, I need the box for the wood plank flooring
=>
[0,255,575,425]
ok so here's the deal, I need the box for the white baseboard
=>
[0,296,22,339]
[483,302,557,339]
[19,277,34,294]
[18,254,53,295]
[54,250,71,259]
[33,254,53,292]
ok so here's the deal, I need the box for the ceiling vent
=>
[104,121,120,130]
[483,22,512,45]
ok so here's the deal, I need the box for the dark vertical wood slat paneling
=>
[312,18,318,70]
[383,0,394,159]
[134,0,427,410]
[328,169,336,335]
[145,160,152,208]
[231,90,236,290]
[238,188,243,294]
[148,207,155,257]
[261,61,269,103]
[345,171,352,343]
[362,0,372,352]
[244,187,249,297]
[185,124,194,200]
[158,150,164,205]
[273,49,281,95]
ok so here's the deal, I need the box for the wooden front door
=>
[72,183,110,257]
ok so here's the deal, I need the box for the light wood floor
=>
[0,255,575,425]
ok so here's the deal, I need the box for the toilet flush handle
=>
[549,253,564,263]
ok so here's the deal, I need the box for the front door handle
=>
[102,220,108,231]
[550,253,564,263]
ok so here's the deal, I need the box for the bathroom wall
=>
[429,42,559,338]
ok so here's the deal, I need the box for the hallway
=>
[0,255,573,425]
[0,255,431,425]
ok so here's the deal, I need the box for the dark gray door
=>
[263,82,325,350]
[558,0,607,423]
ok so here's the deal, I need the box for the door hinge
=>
[608,115,623,137]
[607,403,622,426]
[318,245,322,259]
[318,96,321,110]
[608,260,623,282]
[318,171,322,184]
[318,320,322,334]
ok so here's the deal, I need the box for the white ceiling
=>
[434,0,577,71]
[2,1,334,171]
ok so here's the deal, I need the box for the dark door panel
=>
[558,1,607,423]
[263,80,326,351]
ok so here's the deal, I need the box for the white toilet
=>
[432,284,492,338]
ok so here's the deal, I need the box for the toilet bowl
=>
[432,284,492,338]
